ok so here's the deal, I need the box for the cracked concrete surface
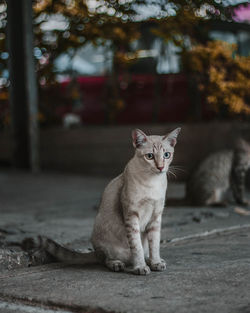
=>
[0,170,250,313]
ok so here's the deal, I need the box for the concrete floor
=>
[0,170,250,313]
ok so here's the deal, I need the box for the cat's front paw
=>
[147,259,167,271]
[132,265,151,275]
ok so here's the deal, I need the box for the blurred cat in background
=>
[186,139,250,206]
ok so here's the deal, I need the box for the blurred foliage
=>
[182,40,250,116]
[0,0,141,84]
[32,0,141,88]
[0,0,239,83]
[151,3,228,47]
[0,0,247,125]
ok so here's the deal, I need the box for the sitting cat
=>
[23,128,181,275]
[186,139,250,206]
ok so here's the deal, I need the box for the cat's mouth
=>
[154,168,166,174]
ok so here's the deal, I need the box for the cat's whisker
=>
[167,169,177,179]
[171,167,185,171]
[170,165,187,173]
[171,165,185,168]
[171,168,185,172]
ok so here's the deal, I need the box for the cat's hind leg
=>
[205,188,227,206]
[105,259,125,272]
[103,245,130,272]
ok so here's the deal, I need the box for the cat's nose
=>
[157,166,164,172]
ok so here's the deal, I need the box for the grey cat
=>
[24,128,181,275]
[187,139,250,206]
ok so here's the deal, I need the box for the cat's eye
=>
[164,152,171,159]
[145,153,154,160]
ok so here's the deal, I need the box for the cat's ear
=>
[132,129,147,148]
[163,127,181,147]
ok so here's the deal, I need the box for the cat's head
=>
[132,128,181,174]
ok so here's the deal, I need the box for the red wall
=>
[58,73,192,124]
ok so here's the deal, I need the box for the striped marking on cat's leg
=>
[146,214,166,272]
[124,210,150,275]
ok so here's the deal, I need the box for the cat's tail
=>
[22,236,102,265]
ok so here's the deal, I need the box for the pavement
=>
[0,170,250,313]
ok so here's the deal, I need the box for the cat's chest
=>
[137,178,167,200]
[137,197,164,231]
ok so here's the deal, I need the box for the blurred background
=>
[0,0,250,178]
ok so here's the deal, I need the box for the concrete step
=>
[0,228,250,313]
